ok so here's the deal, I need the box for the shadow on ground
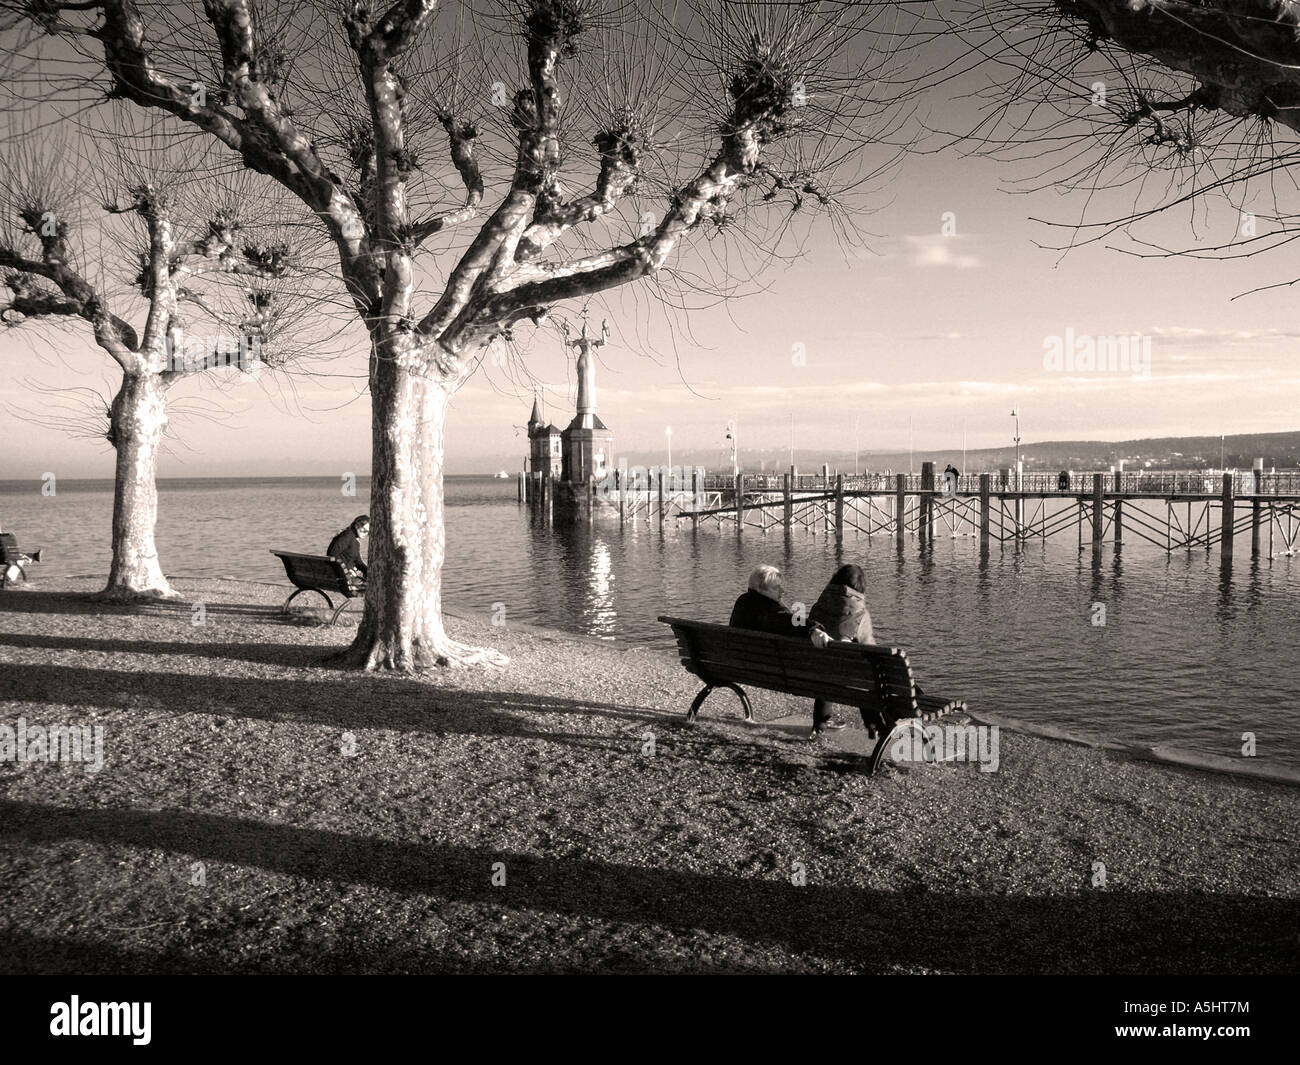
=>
[0,798,1294,974]
[0,660,818,767]
[0,589,284,621]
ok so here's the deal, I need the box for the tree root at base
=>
[327,634,509,672]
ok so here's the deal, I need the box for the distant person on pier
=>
[729,565,796,635]
[943,464,960,494]
[328,514,370,587]
[806,564,875,735]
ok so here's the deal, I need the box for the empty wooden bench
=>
[658,616,967,773]
[0,532,41,589]
[270,550,363,626]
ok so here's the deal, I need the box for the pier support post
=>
[691,469,699,534]
[895,474,906,545]
[920,462,935,545]
[658,469,665,530]
[518,472,523,503]
[979,473,990,552]
[736,473,744,537]
[783,472,793,532]
[1221,472,1235,564]
[1113,468,1123,547]
[834,474,844,542]
[1092,473,1104,551]
[1251,466,1262,557]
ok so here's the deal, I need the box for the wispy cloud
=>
[905,234,981,270]
[1148,325,1300,346]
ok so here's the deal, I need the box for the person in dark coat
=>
[328,514,370,583]
[806,564,874,735]
[729,564,796,635]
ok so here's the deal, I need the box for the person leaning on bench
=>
[728,564,798,635]
[328,514,370,588]
[806,564,874,736]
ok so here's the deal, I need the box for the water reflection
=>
[549,515,617,638]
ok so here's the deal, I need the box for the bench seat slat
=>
[688,671,890,709]
[678,658,916,714]
[684,654,915,702]
[917,694,968,716]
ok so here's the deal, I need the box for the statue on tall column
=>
[562,314,610,430]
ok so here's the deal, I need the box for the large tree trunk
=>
[333,333,506,671]
[101,371,175,600]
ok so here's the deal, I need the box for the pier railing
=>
[695,469,1300,496]
[521,463,1300,562]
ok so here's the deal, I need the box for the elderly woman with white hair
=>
[728,564,797,635]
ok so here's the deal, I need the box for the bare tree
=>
[0,125,306,599]
[947,1,1300,279]
[1,0,923,668]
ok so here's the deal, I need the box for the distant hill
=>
[482,430,1300,476]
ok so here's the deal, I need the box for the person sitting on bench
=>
[729,564,796,635]
[806,564,874,735]
[328,514,370,586]
[0,526,42,587]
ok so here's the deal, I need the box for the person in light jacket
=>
[806,564,874,736]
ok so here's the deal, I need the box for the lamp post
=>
[1010,408,1023,534]
[725,420,738,479]
[1010,409,1021,483]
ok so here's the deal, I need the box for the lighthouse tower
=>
[560,319,614,485]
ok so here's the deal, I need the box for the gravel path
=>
[0,577,1296,973]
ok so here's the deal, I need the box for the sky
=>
[4,14,1300,479]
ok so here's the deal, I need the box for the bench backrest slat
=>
[270,550,356,596]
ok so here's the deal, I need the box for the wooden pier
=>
[521,461,1300,561]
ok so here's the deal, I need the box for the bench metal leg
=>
[869,719,944,774]
[327,599,357,627]
[868,720,914,774]
[687,683,754,723]
[283,587,333,614]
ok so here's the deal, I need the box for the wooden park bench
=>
[658,616,968,774]
[270,550,363,626]
[0,532,41,589]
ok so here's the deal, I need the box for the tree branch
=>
[408,114,483,246]
[0,216,139,362]
[93,0,380,311]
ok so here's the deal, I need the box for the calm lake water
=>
[2,475,1298,771]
